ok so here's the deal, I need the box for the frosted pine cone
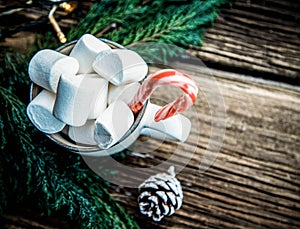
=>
[137,166,183,222]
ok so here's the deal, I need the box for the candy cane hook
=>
[128,69,198,122]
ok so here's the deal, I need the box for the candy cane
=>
[128,69,198,122]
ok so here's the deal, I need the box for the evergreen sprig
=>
[111,0,225,47]
[0,86,138,228]
[68,0,228,64]
[0,52,30,99]
[69,0,227,48]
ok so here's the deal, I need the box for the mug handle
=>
[140,102,191,142]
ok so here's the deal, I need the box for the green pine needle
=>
[68,0,228,65]
[0,86,139,228]
[69,0,227,48]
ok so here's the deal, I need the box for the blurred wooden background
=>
[0,0,299,228]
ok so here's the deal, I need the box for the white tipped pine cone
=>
[137,166,183,222]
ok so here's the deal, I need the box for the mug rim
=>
[29,37,148,153]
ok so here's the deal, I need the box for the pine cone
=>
[137,166,183,222]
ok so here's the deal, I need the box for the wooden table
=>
[107,1,300,228]
[1,0,299,228]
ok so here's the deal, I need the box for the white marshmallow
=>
[92,49,148,86]
[107,82,140,105]
[94,100,134,149]
[69,34,111,74]
[68,120,98,145]
[54,74,94,126]
[27,90,66,134]
[85,74,108,119]
[28,49,79,93]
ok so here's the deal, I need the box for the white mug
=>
[80,100,191,156]
[30,38,191,156]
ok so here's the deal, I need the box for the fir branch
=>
[0,86,139,228]
[108,0,227,47]
[0,86,34,154]
[0,52,30,100]
[69,0,228,47]
[67,0,228,64]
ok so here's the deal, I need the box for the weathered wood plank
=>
[0,207,71,229]
[0,0,94,52]
[106,65,300,228]
[190,0,300,85]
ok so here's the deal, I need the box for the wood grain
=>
[107,65,300,228]
[189,0,300,85]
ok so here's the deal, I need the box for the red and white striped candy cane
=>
[128,69,198,122]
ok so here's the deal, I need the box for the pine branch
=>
[0,86,139,228]
[0,52,31,101]
[67,0,228,65]
[0,86,34,154]
[70,0,227,47]
[113,0,226,47]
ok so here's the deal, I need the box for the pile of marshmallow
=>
[27,34,148,149]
